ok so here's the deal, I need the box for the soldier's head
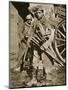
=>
[25,14,33,25]
[34,6,44,20]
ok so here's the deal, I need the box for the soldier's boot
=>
[27,68,37,86]
[36,61,47,86]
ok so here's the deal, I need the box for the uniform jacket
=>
[34,15,55,50]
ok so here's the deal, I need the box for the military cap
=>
[35,5,43,11]
[33,5,44,14]
[29,5,44,14]
[26,14,32,20]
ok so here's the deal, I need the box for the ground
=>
[9,64,65,88]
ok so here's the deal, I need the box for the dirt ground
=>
[9,65,65,88]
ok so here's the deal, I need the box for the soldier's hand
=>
[40,46,45,51]
[27,43,31,48]
[40,44,48,51]
[27,40,31,48]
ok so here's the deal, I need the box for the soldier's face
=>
[26,19,32,25]
[35,11,44,20]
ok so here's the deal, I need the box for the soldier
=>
[27,5,55,86]
[15,14,34,74]
[20,14,34,71]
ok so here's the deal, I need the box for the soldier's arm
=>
[18,23,25,41]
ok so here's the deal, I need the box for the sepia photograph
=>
[9,1,66,88]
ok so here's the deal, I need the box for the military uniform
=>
[17,14,34,73]
[27,6,55,86]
